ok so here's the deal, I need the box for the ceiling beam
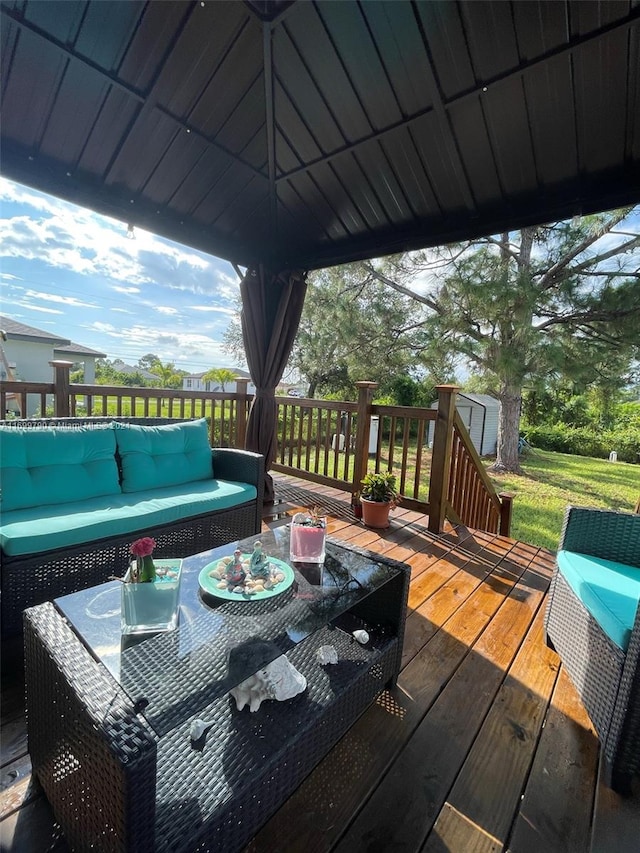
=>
[263,23,278,242]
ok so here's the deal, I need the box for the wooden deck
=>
[2,474,638,852]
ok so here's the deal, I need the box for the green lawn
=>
[486,449,640,552]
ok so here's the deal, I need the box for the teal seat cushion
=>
[557,549,640,651]
[115,419,212,493]
[0,479,257,557]
[0,425,120,512]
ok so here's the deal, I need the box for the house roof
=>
[0,315,105,357]
[0,315,69,346]
[1,1,638,272]
[54,342,107,358]
[112,360,158,380]
[458,393,499,408]
[186,368,252,380]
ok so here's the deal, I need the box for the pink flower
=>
[130,537,156,558]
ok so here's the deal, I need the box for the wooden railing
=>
[0,361,251,449]
[1,367,512,535]
[272,382,437,514]
[448,412,513,535]
[273,396,358,490]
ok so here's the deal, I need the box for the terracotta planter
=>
[361,497,392,529]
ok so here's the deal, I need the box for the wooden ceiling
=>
[1,0,639,270]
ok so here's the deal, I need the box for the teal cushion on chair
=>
[0,425,120,511]
[115,418,213,493]
[557,549,640,651]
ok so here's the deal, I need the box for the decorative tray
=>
[198,553,295,602]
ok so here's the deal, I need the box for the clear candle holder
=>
[289,511,326,564]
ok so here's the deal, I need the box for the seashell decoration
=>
[189,718,213,741]
[229,654,307,712]
[352,629,370,645]
[316,644,339,665]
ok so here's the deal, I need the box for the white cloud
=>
[24,289,97,309]
[6,301,64,315]
[191,305,236,315]
[0,197,224,289]
[0,178,241,372]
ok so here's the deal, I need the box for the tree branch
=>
[534,305,640,331]
[362,261,441,312]
[537,209,636,290]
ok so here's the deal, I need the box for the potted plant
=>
[360,471,400,529]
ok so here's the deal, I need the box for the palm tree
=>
[202,367,237,392]
[149,361,181,389]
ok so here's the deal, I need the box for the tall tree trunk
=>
[491,384,522,473]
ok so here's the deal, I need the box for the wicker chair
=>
[544,506,640,795]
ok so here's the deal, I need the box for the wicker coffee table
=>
[24,526,410,852]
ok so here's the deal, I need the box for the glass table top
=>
[55,525,403,736]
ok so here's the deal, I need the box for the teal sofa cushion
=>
[557,549,640,651]
[0,479,257,557]
[114,419,212,493]
[0,425,120,512]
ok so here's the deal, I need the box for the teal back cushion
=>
[115,419,213,492]
[0,425,120,511]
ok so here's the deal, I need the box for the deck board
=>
[508,668,599,853]
[1,474,638,852]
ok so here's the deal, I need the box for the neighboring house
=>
[55,343,107,384]
[0,315,106,416]
[428,392,500,457]
[182,368,255,396]
[111,360,158,382]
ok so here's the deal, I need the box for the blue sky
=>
[0,177,243,374]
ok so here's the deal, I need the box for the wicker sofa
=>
[544,505,640,794]
[0,417,264,638]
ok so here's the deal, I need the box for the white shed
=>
[429,393,500,457]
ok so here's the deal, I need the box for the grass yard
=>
[486,448,640,551]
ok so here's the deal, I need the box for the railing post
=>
[235,378,248,448]
[352,381,378,496]
[427,384,459,534]
[498,492,514,536]
[49,360,73,417]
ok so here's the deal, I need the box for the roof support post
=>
[49,360,73,418]
[428,384,459,534]
[235,378,249,448]
[352,382,378,497]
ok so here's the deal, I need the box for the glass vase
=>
[121,559,182,635]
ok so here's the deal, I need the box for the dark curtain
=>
[240,267,307,502]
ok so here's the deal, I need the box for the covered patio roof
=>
[1,0,639,271]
